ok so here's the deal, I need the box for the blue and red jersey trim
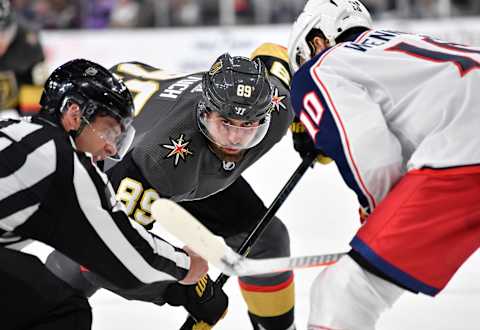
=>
[291,46,376,211]
[350,236,439,296]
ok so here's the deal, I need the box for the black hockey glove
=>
[164,274,228,326]
[289,117,333,165]
[290,116,316,159]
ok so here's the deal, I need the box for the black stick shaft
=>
[180,154,317,329]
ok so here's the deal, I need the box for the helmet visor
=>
[108,124,135,161]
[294,46,309,71]
[81,99,135,161]
[198,110,271,150]
[291,36,318,73]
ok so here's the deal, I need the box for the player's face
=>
[75,115,122,162]
[206,111,260,155]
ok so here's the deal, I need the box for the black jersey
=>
[0,115,190,289]
[108,44,294,227]
[0,22,46,113]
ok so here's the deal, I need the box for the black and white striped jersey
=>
[0,115,190,290]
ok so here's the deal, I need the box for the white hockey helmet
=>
[288,0,373,73]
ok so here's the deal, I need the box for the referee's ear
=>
[61,102,82,132]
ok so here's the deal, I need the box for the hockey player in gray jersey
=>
[46,44,296,329]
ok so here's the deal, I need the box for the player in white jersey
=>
[288,0,480,329]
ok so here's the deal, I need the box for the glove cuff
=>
[164,282,188,306]
[290,121,306,133]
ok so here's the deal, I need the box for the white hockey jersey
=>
[291,29,480,213]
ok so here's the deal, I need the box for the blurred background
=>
[6,1,480,329]
[10,0,480,29]
[2,0,480,116]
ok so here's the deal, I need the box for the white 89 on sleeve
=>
[116,178,160,226]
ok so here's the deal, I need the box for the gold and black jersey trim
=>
[250,43,292,89]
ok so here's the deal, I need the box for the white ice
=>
[24,133,479,329]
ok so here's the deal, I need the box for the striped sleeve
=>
[0,119,190,290]
[291,52,404,213]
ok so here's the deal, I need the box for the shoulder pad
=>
[110,62,160,78]
[250,43,292,89]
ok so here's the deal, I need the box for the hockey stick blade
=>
[151,199,346,276]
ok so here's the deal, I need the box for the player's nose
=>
[103,142,118,159]
[226,127,243,144]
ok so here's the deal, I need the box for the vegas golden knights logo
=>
[0,71,18,109]
[209,60,223,76]
[195,275,209,297]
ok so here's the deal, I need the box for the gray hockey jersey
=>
[108,48,293,226]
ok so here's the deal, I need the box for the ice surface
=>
[23,133,479,329]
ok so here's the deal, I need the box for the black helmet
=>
[197,53,274,150]
[40,59,135,160]
[201,53,273,121]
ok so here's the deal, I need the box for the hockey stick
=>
[152,198,345,277]
[173,154,320,329]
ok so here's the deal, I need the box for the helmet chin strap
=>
[61,98,89,138]
[70,120,87,139]
[307,40,316,56]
